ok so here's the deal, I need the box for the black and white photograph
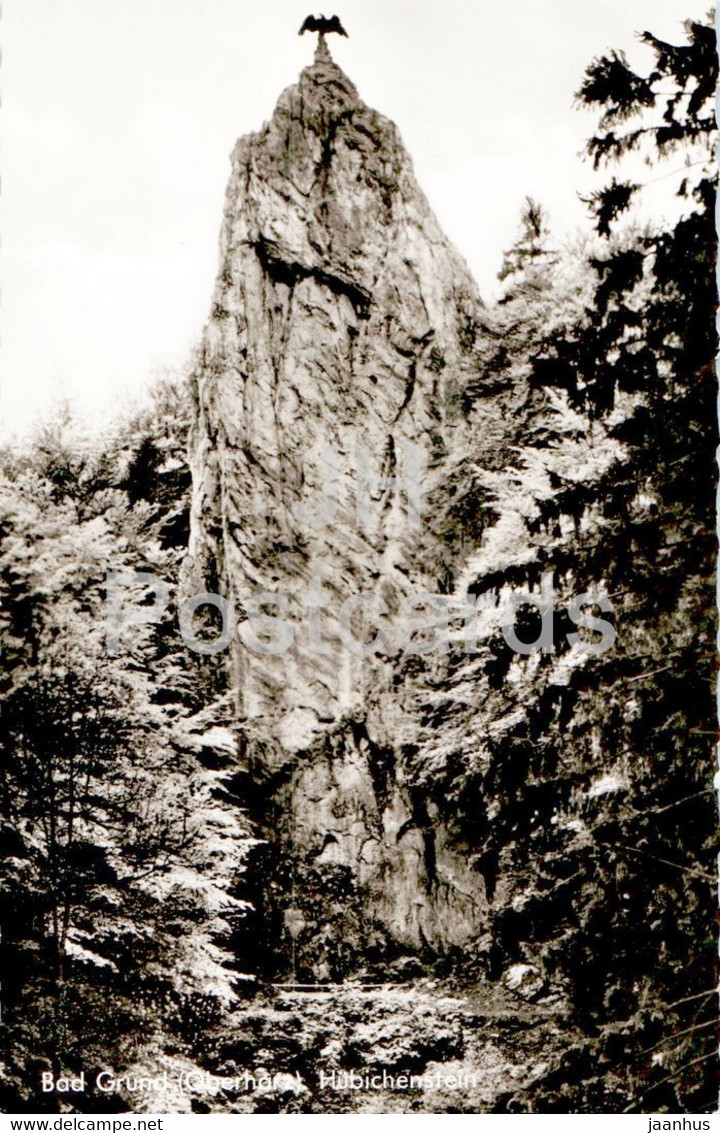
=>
[0,0,717,1118]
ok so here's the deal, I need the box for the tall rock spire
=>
[184,55,500,971]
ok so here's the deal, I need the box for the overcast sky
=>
[0,0,702,440]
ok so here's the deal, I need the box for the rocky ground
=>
[200,979,571,1113]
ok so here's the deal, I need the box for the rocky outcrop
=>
[184,44,513,971]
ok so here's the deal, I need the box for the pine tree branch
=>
[640,1016,715,1055]
[622,1052,717,1112]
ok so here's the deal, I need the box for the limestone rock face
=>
[185,50,501,967]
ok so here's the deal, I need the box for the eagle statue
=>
[299,14,348,37]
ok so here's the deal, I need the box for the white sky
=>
[0,0,702,440]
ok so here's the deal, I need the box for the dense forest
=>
[0,12,716,1115]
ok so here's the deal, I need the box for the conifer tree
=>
[410,13,717,1112]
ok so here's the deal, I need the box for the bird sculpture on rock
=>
[299,14,348,37]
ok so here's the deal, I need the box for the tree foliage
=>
[407,11,717,1113]
[0,387,253,1111]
